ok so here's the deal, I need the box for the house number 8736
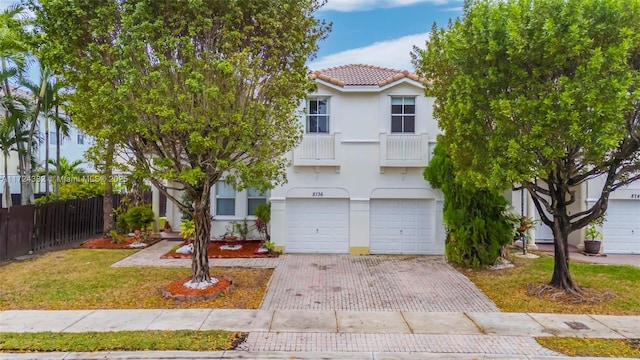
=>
[312,192,324,197]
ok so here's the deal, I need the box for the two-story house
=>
[268,64,445,255]
[160,64,446,254]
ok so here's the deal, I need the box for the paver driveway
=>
[260,254,499,312]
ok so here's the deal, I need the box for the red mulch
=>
[80,236,161,249]
[162,275,234,301]
[161,240,270,259]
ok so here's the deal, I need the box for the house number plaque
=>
[312,192,324,197]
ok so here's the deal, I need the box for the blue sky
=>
[0,0,464,74]
[311,0,464,71]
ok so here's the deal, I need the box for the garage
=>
[602,200,640,254]
[370,199,435,254]
[286,198,349,253]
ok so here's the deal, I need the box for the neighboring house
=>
[163,64,446,254]
[512,175,640,254]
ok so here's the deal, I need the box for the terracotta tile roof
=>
[310,64,422,87]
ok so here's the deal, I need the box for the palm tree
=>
[47,157,85,180]
[22,66,69,199]
[0,108,28,208]
[0,4,33,204]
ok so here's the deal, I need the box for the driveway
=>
[260,254,499,312]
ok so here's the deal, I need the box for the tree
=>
[0,103,28,208]
[0,4,34,205]
[425,144,513,268]
[22,65,69,199]
[413,0,640,292]
[33,0,330,285]
[47,157,85,179]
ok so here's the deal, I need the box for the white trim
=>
[314,78,424,93]
[340,139,380,144]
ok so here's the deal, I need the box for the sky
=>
[0,0,465,75]
[310,0,464,71]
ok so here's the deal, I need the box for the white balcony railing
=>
[380,133,429,168]
[293,133,341,167]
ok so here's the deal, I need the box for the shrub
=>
[122,205,155,231]
[424,144,513,268]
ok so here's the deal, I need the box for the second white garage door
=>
[286,199,349,253]
[602,200,640,254]
[370,199,434,255]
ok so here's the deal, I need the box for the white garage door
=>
[370,199,435,255]
[602,200,640,254]
[286,199,349,253]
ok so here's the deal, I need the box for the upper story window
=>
[306,97,329,133]
[77,133,85,145]
[391,97,415,133]
[247,187,267,216]
[215,180,236,216]
[49,132,65,145]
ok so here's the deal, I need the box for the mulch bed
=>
[161,240,271,259]
[80,236,162,249]
[162,275,234,301]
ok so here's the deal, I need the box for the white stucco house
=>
[163,64,446,254]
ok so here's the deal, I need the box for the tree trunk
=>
[102,140,115,236]
[45,117,50,199]
[548,182,579,293]
[191,190,212,283]
[55,124,60,199]
[3,153,11,208]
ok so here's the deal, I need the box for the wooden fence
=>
[0,191,154,262]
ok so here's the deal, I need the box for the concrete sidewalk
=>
[2,309,639,359]
[2,309,639,337]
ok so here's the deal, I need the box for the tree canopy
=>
[33,0,330,283]
[413,0,640,291]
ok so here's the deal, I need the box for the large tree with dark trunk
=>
[33,0,329,284]
[413,0,640,292]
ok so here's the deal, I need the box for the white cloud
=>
[321,0,458,12]
[309,32,430,71]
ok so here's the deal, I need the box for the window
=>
[306,98,329,133]
[215,180,236,216]
[77,133,84,145]
[391,97,415,133]
[247,187,266,216]
[49,132,57,145]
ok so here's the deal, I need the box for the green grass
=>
[536,337,640,358]
[0,249,272,310]
[0,330,242,352]
[461,251,640,357]
[461,252,640,315]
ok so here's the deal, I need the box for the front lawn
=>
[461,251,640,358]
[461,252,640,315]
[0,249,272,310]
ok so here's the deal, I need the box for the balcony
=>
[380,133,430,169]
[293,133,341,168]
